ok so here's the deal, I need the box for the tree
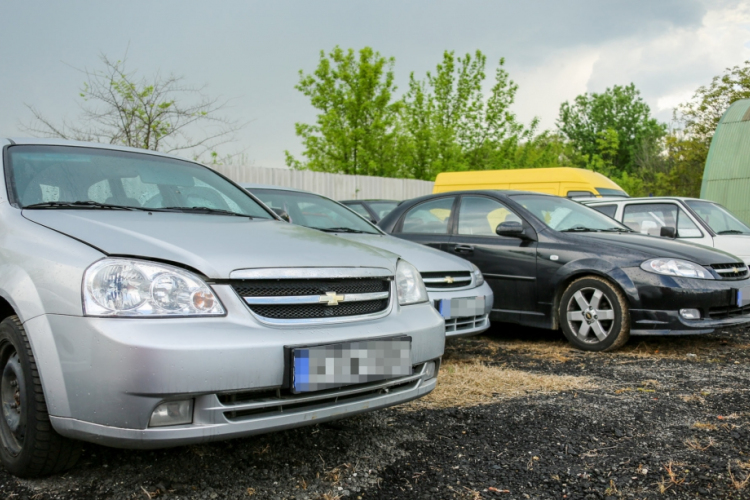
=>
[285,46,404,177]
[400,51,530,179]
[22,54,241,158]
[675,60,750,140]
[557,83,666,174]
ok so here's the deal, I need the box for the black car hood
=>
[565,231,740,266]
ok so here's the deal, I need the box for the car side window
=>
[622,203,702,238]
[567,190,594,199]
[400,197,455,234]
[458,196,522,236]
[590,204,617,219]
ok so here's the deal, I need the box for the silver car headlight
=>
[640,258,714,280]
[83,258,226,316]
[396,260,428,305]
[471,263,485,287]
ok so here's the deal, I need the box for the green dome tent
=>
[701,98,750,225]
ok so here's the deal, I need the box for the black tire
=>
[0,316,80,477]
[559,276,630,352]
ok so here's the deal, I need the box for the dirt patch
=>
[411,358,596,409]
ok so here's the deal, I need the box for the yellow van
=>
[432,167,628,198]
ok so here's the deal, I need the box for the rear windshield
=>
[367,201,398,220]
[6,145,272,218]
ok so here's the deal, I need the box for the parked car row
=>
[2,138,749,478]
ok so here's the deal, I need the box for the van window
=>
[622,203,702,238]
[590,204,617,219]
[400,197,455,234]
[458,196,521,236]
[567,191,595,199]
[595,188,629,197]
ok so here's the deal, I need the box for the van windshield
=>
[512,194,631,232]
[6,145,272,218]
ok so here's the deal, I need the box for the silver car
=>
[0,138,444,477]
[243,185,494,337]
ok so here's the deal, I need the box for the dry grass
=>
[410,358,596,409]
[728,460,750,491]
[488,339,576,363]
[685,437,715,451]
[693,422,718,431]
[656,461,686,493]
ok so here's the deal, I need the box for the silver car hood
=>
[334,233,473,273]
[22,211,398,278]
[714,234,750,261]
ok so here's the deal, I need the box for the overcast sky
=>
[2,0,749,168]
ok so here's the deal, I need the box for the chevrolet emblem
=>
[319,291,345,306]
[444,276,454,284]
[733,267,739,274]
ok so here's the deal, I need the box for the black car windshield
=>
[251,189,381,234]
[512,194,631,232]
[6,145,272,218]
[685,200,750,235]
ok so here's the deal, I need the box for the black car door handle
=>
[454,244,474,253]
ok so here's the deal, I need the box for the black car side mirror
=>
[660,226,677,238]
[496,221,525,238]
[272,209,291,223]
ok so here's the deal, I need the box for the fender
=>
[546,258,641,316]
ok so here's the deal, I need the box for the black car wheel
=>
[559,277,630,352]
[0,316,80,477]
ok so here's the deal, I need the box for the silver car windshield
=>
[685,200,750,235]
[6,145,272,218]
[252,189,381,234]
[512,194,631,232]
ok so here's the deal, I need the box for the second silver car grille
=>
[420,271,472,290]
[710,263,749,280]
[445,314,489,333]
[231,278,392,323]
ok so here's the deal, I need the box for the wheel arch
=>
[550,260,639,330]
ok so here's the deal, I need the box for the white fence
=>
[212,165,434,201]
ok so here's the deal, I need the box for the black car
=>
[340,199,400,223]
[378,190,750,351]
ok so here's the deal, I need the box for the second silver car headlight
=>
[640,258,714,280]
[83,258,225,316]
[471,263,485,287]
[396,260,428,305]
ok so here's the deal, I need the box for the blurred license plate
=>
[737,286,750,307]
[291,337,412,394]
[438,296,485,319]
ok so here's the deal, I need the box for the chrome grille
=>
[421,271,472,289]
[231,277,392,323]
[710,263,749,280]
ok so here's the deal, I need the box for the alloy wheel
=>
[565,287,616,343]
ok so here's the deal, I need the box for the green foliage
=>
[676,60,750,140]
[285,46,404,176]
[400,51,540,179]
[557,83,667,174]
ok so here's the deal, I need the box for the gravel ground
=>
[4,324,750,500]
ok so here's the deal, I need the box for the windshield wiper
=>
[560,226,597,232]
[317,227,369,234]
[718,229,747,235]
[160,206,255,218]
[599,227,634,233]
[23,201,141,211]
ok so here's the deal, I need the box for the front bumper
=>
[24,285,445,448]
[427,282,494,337]
[625,267,750,335]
